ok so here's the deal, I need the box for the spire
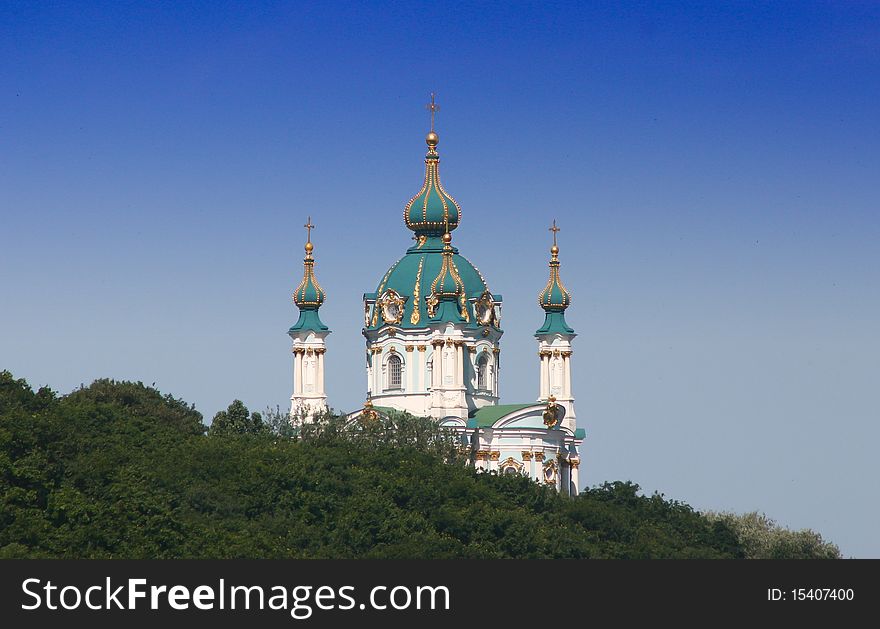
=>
[426,229,469,322]
[404,93,461,238]
[290,216,329,332]
[536,219,574,335]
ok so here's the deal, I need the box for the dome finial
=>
[549,218,560,257]
[304,215,315,256]
[425,92,439,147]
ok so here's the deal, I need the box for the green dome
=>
[535,243,574,336]
[293,257,325,309]
[289,242,329,333]
[403,142,461,236]
[366,237,500,329]
[538,253,571,311]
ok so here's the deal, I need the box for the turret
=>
[535,220,576,426]
[289,217,330,421]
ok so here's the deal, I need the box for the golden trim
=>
[410,256,425,325]
[522,451,533,461]
[371,261,400,327]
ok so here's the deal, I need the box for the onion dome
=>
[536,220,574,335]
[426,231,469,322]
[290,218,329,333]
[403,100,461,236]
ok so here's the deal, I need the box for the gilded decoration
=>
[359,398,379,425]
[371,261,400,326]
[499,457,524,475]
[474,290,496,326]
[489,451,500,461]
[410,256,425,325]
[534,452,545,462]
[542,395,560,429]
[542,459,558,485]
[379,289,407,325]
[521,451,533,461]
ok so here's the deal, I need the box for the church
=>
[287,99,585,495]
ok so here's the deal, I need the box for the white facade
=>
[290,329,329,421]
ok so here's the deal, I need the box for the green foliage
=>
[704,511,841,559]
[208,400,264,436]
[0,371,836,559]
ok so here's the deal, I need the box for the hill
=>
[0,371,837,559]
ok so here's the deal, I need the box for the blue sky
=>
[1,1,878,557]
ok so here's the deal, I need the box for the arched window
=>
[387,354,402,389]
[477,354,489,390]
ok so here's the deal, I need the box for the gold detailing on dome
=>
[379,289,407,325]
[403,95,462,234]
[410,256,425,325]
[371,260,400,327]
[537,219,572,310]
[474,290,496,326]
[522,451,533,461]
[405,345,414,352]
[427,230,468,320]
[417,345,427,352]
[489,451,500,461]
[534,451,545,462]
[292,216,326,308]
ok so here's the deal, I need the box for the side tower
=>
[289,218,330,421]
[536,221,576,430]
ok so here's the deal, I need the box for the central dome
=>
[365,238,495,329]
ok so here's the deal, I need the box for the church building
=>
[288,99,584,495]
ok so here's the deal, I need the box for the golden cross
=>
[304,216,314,243]
[426,92,440,131]
[549,219,560,247]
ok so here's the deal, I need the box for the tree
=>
[208,400,264,436]
[704,511,841,559]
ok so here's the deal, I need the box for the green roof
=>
[366,239,501,330]
[289,309,329,333]
[468,403,536,428]
[535,311,574,336]
[404,147,461,236]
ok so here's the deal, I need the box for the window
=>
[387,354,402,389]
[477,354,489,390]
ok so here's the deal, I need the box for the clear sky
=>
[2,1,878,557]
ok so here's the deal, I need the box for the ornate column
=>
[569,457,580,496]
[417,345,426,392]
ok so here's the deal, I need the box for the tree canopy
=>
[0,371,837,559]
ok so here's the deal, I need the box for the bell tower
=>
[289,217,330,421]
[535,220,576,430]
